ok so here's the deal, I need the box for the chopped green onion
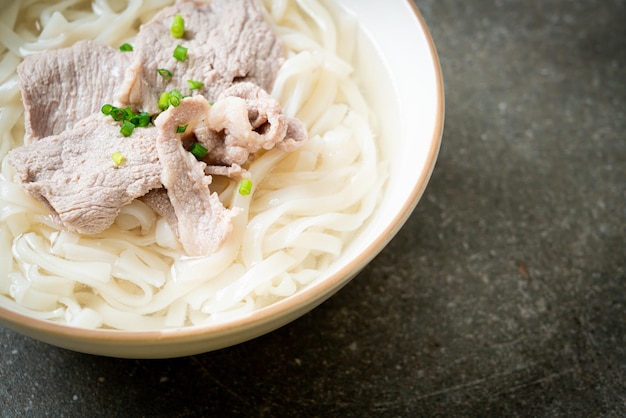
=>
[170,14,185,39]
[189,142,208,159]
[158,91,170,111]
[120,120,135,137]
[119,43,133,52]
[238,179,253,196]
[176,124,188,134]
[101,104,114,115]
[111,151,125,167]
[173,45,188,61]
[101,104,153,135]
[187,80,204,90]
[157,68,172,78]
[130,112,151,127]
[208,102,214,106]
[110,106,133,122]
[110,107,126,121]
[123,106,134,120]
[158,89,184,110]
[169,89,183,107]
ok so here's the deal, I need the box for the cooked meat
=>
[18,40,131,144]
[7,114,162,234]
[153,98,241,256]
[9,0,308,256]
[204,164,246,178]
[283,116,309,151]
[140,189,179,238]
[144,92,305,256]
[153,90,306,168]
[202,82,307,165]
[118,0,283,114]
[215,82,308,156]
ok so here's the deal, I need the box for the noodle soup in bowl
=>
[0,0,443,358]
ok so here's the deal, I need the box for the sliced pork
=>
[153,97,241,256]
[18,40,131,144]
[146,92,306,255]
[8,0,309,257]
[211,82,308,163]
[155,89,306,168]
[119,0,283,114]
[7,114,162,234]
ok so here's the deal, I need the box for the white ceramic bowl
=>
[0,0,443,358]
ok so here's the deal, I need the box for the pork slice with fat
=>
[160,85,307,169]
[201,82,308,166]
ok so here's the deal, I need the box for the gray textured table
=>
[1,0,624,416]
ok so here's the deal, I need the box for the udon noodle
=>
[0,0,387,330]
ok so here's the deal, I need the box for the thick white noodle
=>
[0,0,387,330]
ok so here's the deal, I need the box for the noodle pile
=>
[0,0,387,330]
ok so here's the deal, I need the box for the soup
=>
[0,0,387,330]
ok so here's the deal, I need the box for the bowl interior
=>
[0,0,443,358]
[335,0,443,264]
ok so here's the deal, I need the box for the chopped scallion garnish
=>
[130,112,151,127]
[111,151,125,167]
[173,45,188,61]
[101,104,113,115]
[101,104,152,136]
[120,120,135,137]
[158,89,184,109]
[123,106,134,120]
[187,80,204,90]
[238,179,253,196]
[169,89,183,107]
[170,14,185,39]
[157,68,172,78]
[109,107,126,121]
[158,91,171,111]
[189,142,208,159]
[119,43,133,52]
[176,124,188,134]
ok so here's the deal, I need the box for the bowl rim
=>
[0,0,444,348]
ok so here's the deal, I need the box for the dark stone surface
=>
[1,0,624,416]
